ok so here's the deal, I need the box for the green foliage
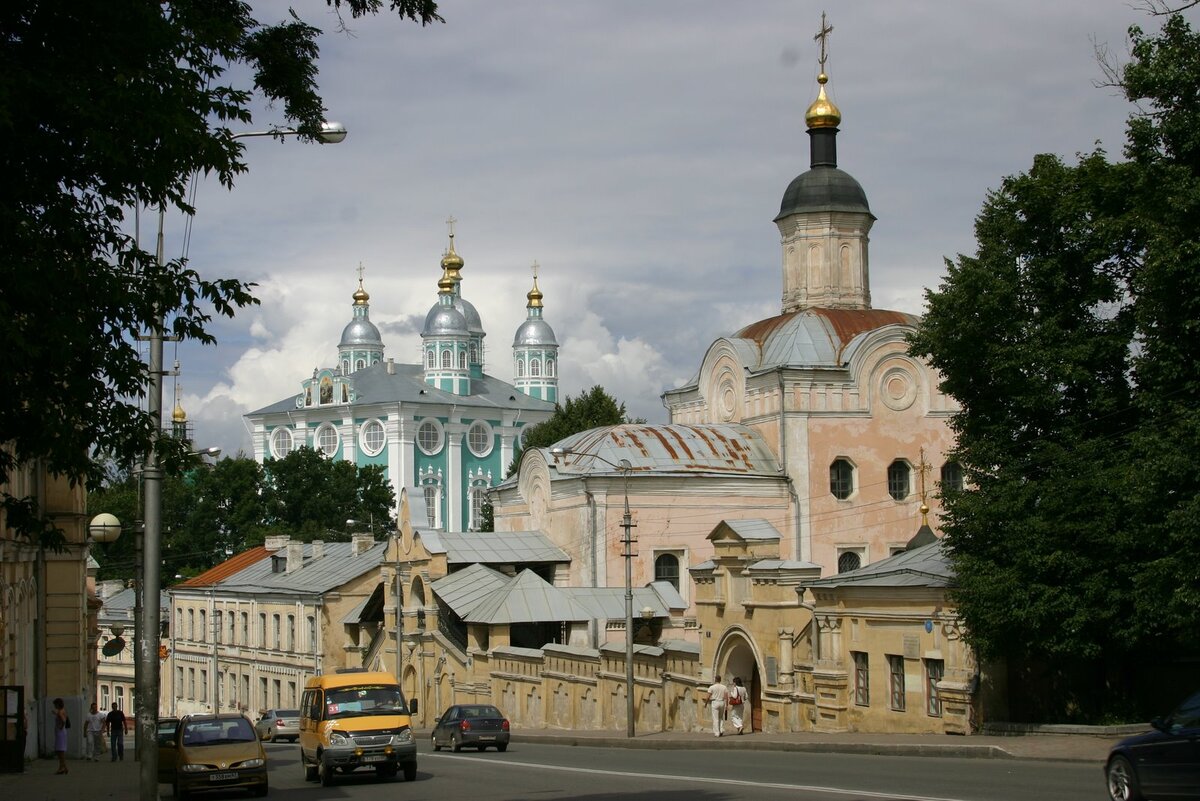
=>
[909,12,1200,691]
[87,451,396,580]
[508,386,637,475]
[0,1,440,548]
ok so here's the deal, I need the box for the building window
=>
[441,349,452,369]
[469,486,488,531]
[530,358,541,377]
[837,550,862,574]
[458,350,467,369]
[941,461,964,493]
[546,358,555,377]
[176,667,184,699]
[200,670,208,703]
[426,349,436,369]
[287,615,296,651]
[356,358,365,371]
[307,616,316,652]
[853,652,869,706]
[470,343,478,364]
[258,613,267,647]
[888,655,906,711]
[187,609,195,640]
[830,458,854,500]
[315,424,339,457]
[422,480,442,529]
[925,659,944,717]
[417,418,444,456]
[259,677,268,709]
[516,359,525,377]
[654,553,681,591]
[288,681,297,707]
[188,669,196,701]
[342,359,350,374]
[360,419,386,456]
[466,420,493,457]
[240,612,248,645]
[270,427,293,459]
[242,675,250,708]
[273,679,282,708]
[887,460,911,500]
[199,610,207,642]
[214,611,223,644]
[272,614,281,649]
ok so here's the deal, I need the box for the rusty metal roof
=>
[177,546,270,588]
[549,423,781,477]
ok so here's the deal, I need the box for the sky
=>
[160,0,1169,459]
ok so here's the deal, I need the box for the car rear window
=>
[279,710,300,718]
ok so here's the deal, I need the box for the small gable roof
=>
[431,563,512,617]
[802,539,952,590]
[463,570,592,624]
[708,519,782,542]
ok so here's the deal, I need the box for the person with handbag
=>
[728,676,748,734]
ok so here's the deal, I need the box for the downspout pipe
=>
[778,369,803,562]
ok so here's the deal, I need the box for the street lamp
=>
[136,121,345,800]
[549,446,637,738]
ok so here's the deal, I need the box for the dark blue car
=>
[1105,690,1200,801]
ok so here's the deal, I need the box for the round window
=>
[316,424,339,457]
[467,421,493,457]
[360,419,386,456]
[417,419,444,455]
[270,428,293,459]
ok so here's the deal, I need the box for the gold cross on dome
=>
[446,215,457,239]
[814,11,833,69]
[531,260,540,280]
[357,261,365,283]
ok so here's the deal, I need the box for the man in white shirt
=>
[704,674,729,737]
[84,702,106,761]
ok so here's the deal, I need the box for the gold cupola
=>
[441,226,465,286]
[352,262,369,305]
[805,72,841,129]
[527,273,543,309]
[438,267,455,295]
[172,401,187,423]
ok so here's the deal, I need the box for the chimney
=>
[264,535,290,552]
[352,533,375,556]
[311,540,325,560]
[386,358,396,375]
[286,540,304,573]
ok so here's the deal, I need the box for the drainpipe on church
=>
[777,369,804,562]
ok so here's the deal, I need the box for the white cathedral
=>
[245,229,559,531]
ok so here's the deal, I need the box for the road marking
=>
[426,753,974,801]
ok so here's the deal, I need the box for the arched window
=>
[441,349,452,369]
[426,349,436,369]
[546,358,555,377]
[530,359,541,377]
[420,470,443,530]
[830,458,854,500]
[838,550,862,574]
[940,461,964,492]
[458,350,467,369]
[342,360,350,374]
[356,359,365,371]
[469,486,488,531]
[516,360,525,377]
[887,460,911,501]
[470,343,478,364]
[654,553,680,590]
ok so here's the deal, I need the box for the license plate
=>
[477,736,495,741]
[209,772,239,781]
[362,754,388,763]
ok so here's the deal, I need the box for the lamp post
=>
[136,121,345,800]
[549,447,636,738]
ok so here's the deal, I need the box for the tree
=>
[0,1,442,548]
[261,448,395,541]
[909,11,1200,717]
[508,385,640,475]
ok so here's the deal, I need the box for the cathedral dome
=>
[776,166,871,220]
[423,301,468,337]
[455,296,484,334]
[513,318,557,347]
[339,317,383,348]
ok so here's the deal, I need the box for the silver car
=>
[255,709,300,743]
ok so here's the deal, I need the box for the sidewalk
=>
[0,726,1119,800]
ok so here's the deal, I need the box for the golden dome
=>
[805,73,841,129]
[527,276,543,309]
[438,268,455,295]
[352,279,369,305]
[172,403,187,423]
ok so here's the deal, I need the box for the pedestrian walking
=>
[729,676,748,734]
[84,702,106,760]
[104,702,126,761]
[703,674,729,737]
[52,698,69,774]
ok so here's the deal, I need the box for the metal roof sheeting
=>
[431,564,512,617]
[438,530,571,565]
[548,424,781,477]
[200,541,387,596]
[712,519,783,541]
[463,569,593,624]
[802,539,952,590]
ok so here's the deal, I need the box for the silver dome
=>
[454,296,484,334]
[513,318,557,347]
[423,302,469,337]
[339,318,383,348]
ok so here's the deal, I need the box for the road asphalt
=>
[2,725,1121,800]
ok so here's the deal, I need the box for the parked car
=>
[255,709,300,743]
[1105,689,1200,801]
[158,712,267,800]
[431,704,510,752]
[156,716,181,747]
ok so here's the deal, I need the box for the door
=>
[0,686,24,773]
[750,668,762,733]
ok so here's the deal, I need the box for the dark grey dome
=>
[339,318,383,348]
[423,302,468,337]
[455,296,484,334]
[775,166,872,221]
[513,318,557,347]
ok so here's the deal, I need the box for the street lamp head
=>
[641,606,655,620]
[190,446,221,459]
[318,121,347,144]
[110,623,125,637]
[89,512,122,543]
